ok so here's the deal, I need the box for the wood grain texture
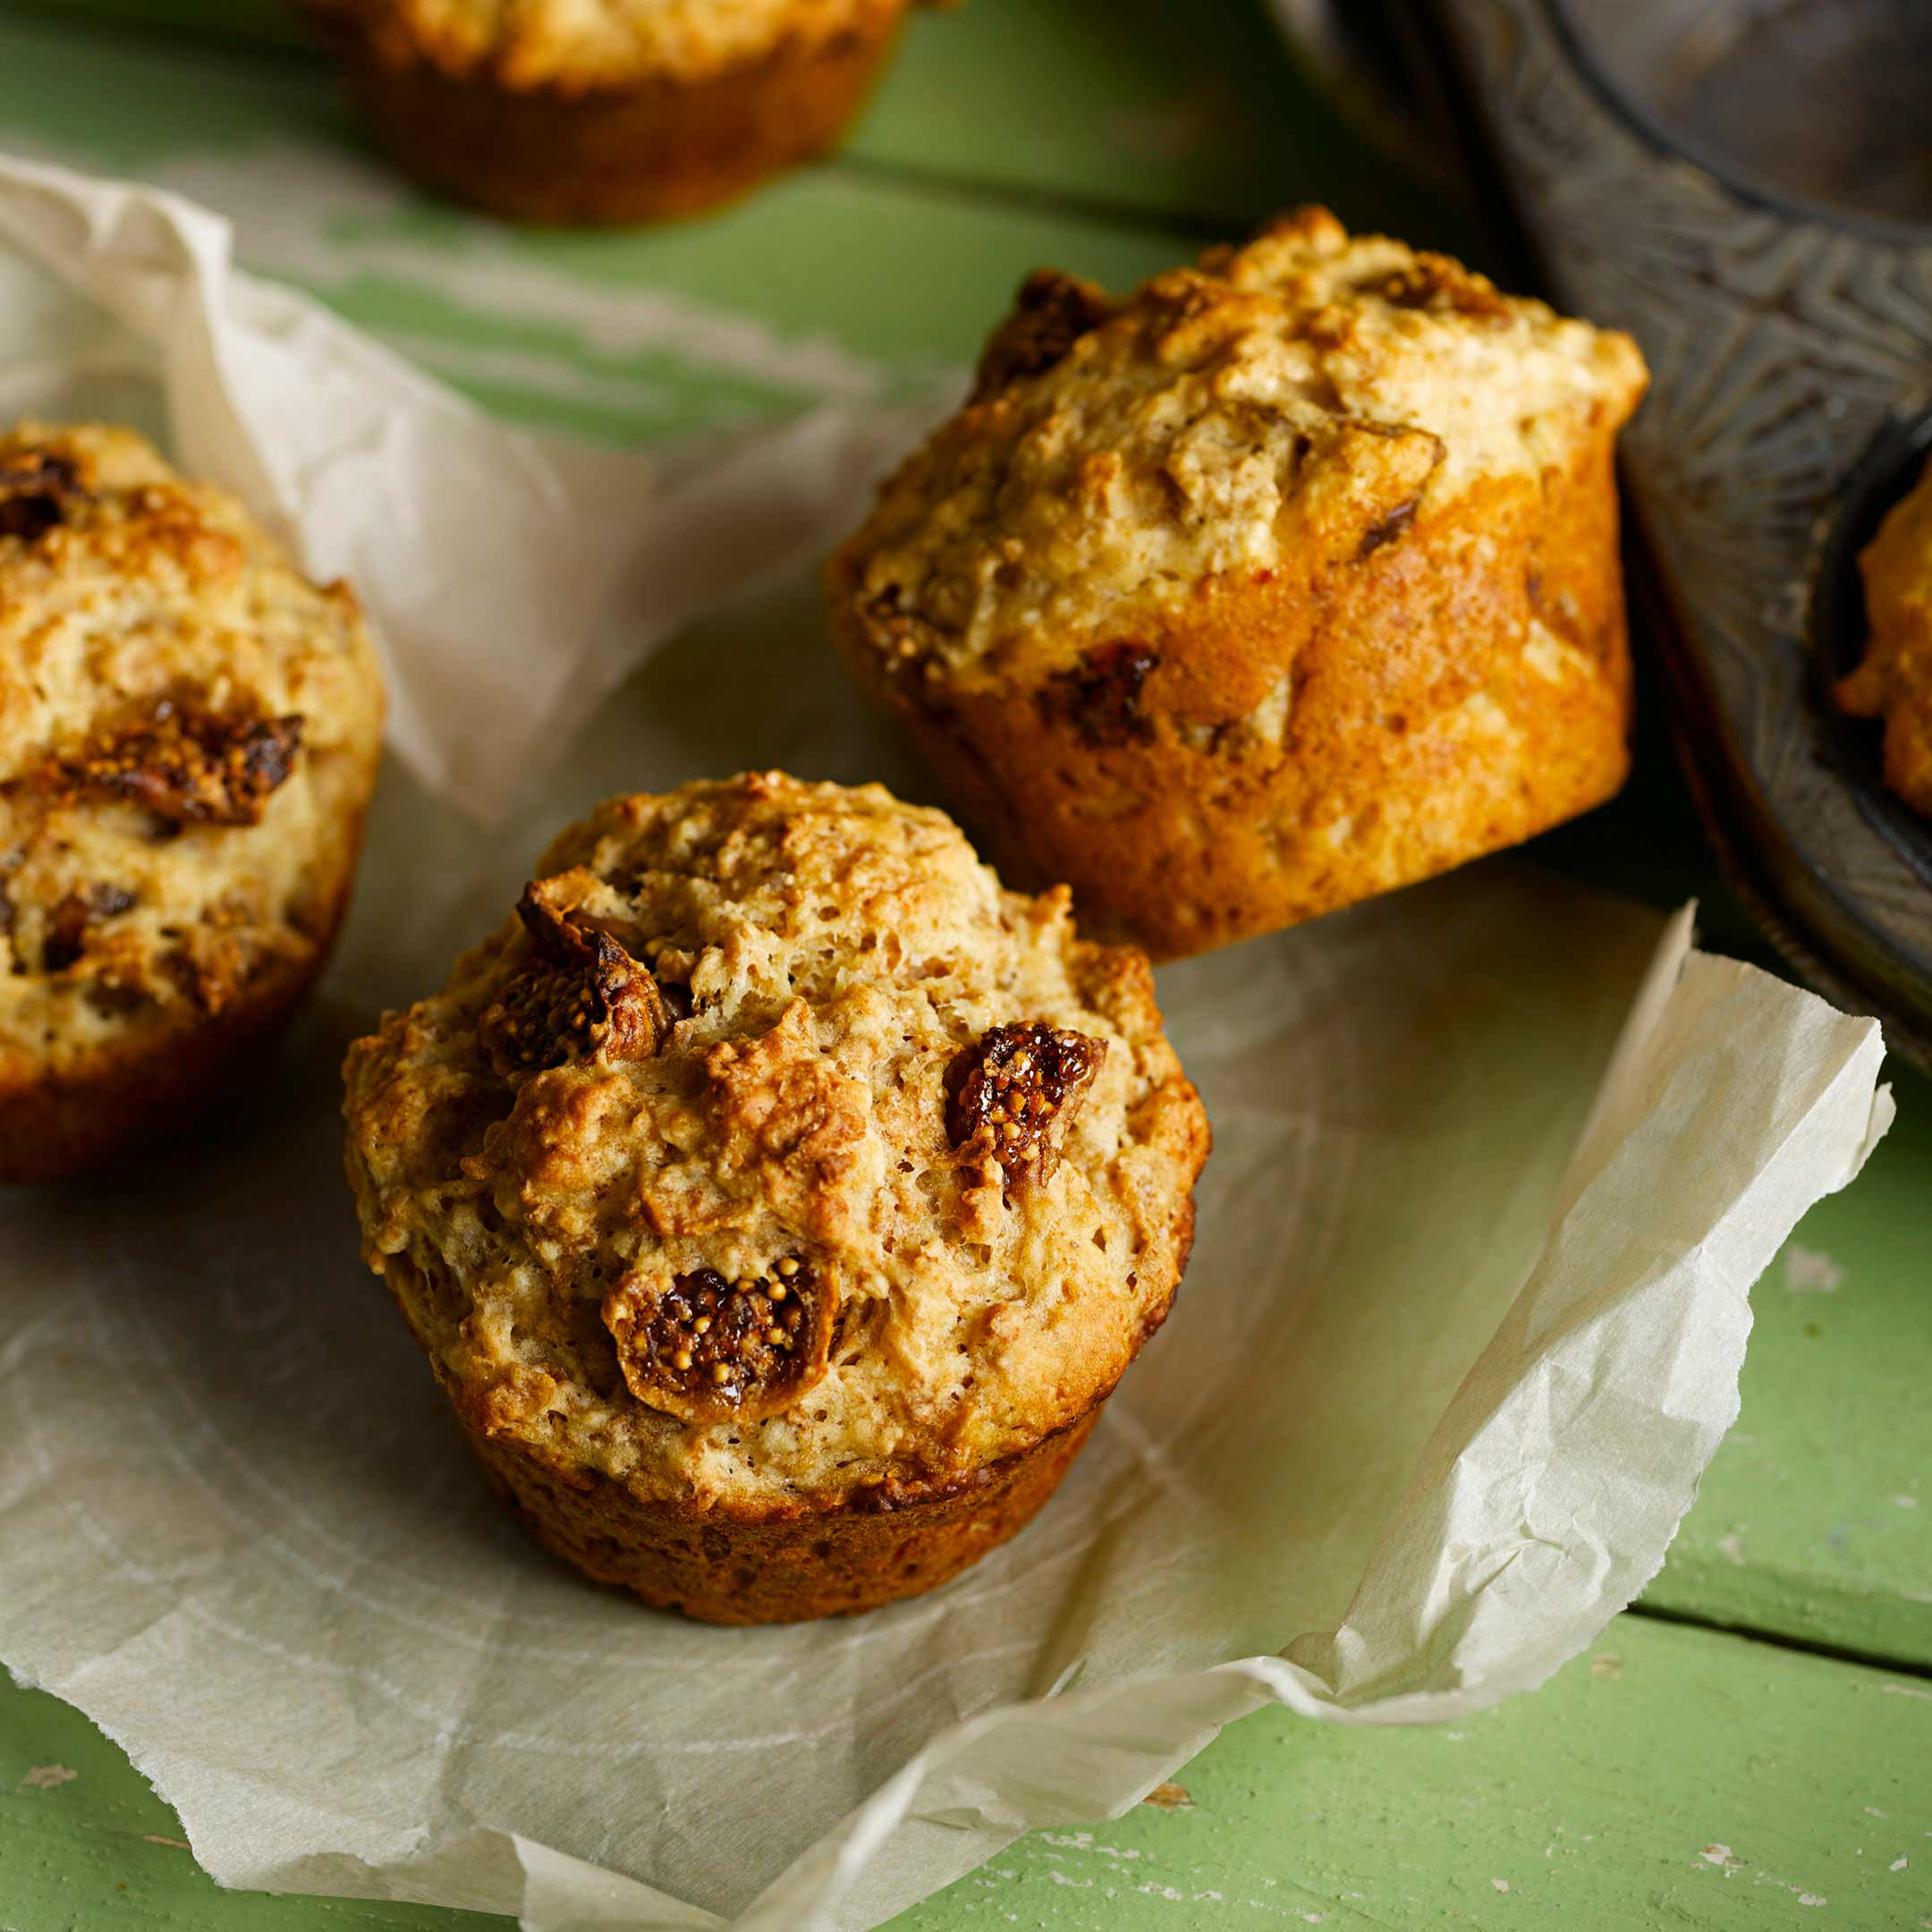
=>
[4,1614,1928,1928]
[1440,0,1932,1066]
[0,1672,496,1928]
[5,0,309,47]
[1646,1063,1932,1665]
[0,11,1200,447]
[894,1613,1932,1929]
[15,0,1462,243]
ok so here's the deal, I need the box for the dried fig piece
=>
[971,269,1117,402]
[48,700,302,826]
[945,1021,1106,1188]
[1041,642,1159,749]
[1357,495,1420,560]
[158,934,244,1016]
[0,451,87,542]
[478,933,656,1077]
[1377,256,1510,321]
[479,880,672,1079]
[41,885,137,973]
[604,1258,835,1425]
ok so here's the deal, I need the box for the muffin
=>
[828,207,1651,960]
[343,774,1208,1623]
[1837,451,1932,815]
[0,423,384,1183]
[301,0,923,225]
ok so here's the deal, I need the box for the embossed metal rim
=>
[1423,0,1932,1061]
[1545,0,1932,250]
[1810,406,1932,894]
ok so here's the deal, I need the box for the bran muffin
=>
[301,0,923,225]
[342,773,1208,1623]
[1837,451,1932,815]
[828,207,1651,960]
[0,423,384,1183]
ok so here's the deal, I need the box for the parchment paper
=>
[0,158,1896,1932]
[0,155,936,823]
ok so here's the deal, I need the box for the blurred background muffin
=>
[343,773,1208,1623]
[829,208,1648,960]
[300,0,931,224]
[0,423,384,1182]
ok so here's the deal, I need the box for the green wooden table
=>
[0,4,1927,1927]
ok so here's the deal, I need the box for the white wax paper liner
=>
[0,154,1894,1932]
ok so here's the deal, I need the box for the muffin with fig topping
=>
[0,422,383,1182]
[342,773,1208,1623]
[828,207,1649,959]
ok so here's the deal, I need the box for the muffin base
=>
[464,1406,1103,1624]
[833,431,1633,960]
[319,4,906,225]
[0,830,366,1185]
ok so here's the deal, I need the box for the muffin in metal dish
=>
[343,773,1208,1623]
[0,423,384,1182]
[828,208,1650,959]
[1838,451,1932,816]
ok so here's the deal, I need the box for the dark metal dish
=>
[1553,0,1932,238]
[1386,0,1932,1064]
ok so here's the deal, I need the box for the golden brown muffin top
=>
[343,774,1208,1511]
[307,0,902,89]
[0,423,383,1086]
[838,207,1648,691]
[1839,453,1932,815]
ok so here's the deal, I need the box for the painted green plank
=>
[0,10,1205,448]
[895,1613,1932,1930]
[1,0,307,49]
[0,1669,483,1924]
[1538,687,1932,1663]
[1648,1065,1932,1664]
[849,0,1457,244]
[0,1674,497,1930]
[11,0,1458,245]
[5,1614,1928,1930]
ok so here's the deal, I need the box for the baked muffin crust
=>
[854,212,1644,678]
[830,208,1649,957]
[343,774,1208,1524]
[0,423,383,1180]
[308,0,898,90]
[1839,452,1932,815]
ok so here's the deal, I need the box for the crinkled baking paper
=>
[0,157,1895,1932]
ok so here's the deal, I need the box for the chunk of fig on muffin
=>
[343,773,1208,1623]
[0,421,384,1182]
[828,206,1649,959]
